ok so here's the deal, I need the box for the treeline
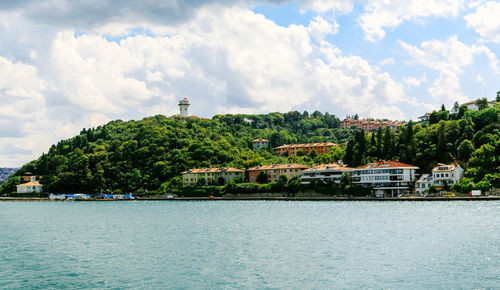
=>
[1,111,353,194]
[343,102,500,191]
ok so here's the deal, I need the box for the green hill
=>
[1,102,499,195]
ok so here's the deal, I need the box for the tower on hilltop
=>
[179,98,190,118]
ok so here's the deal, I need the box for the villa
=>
[16,176,43,194]
[416,163,464,194]
[252,138,269,150]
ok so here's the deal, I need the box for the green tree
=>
[457,140,474,162]
[475,98,489,110]
[256,171,268,184]
[309,149,317,159]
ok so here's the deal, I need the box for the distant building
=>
[415,174,433,195]
[418,113,431,124]
[181,167,244,186]
[252,138,269,150]
[340,118,405,131]
[248,164,309,183]
[178,98,190,118]
[462,99,495,111]
[300,163,353,185]
[351,160,418,197]
[274,142,337,156]
[16,176,43,194]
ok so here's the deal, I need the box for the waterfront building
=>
[274,142,337,156]
[300,163,353,185]
[252,138,269,150]
[431,163,464,189]
[178,98,190,118]
[415,174,433,195]
[16,176,43,194]
[339,118,405,131]
[182,167,244,186]
[248,164,309,183]
[351,160,418,197]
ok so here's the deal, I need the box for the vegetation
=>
[2,98,498,196]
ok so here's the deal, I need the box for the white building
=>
[351,160,418,197]
[178,98,190,117]
[300,163,353,185]
[431,163,464,189]
[463,99,495,111]
[415,174,433,195]
[182,167,244,186]
[16,176,43,194]
[252,138,269,150]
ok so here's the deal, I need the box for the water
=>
[1,201,499,288]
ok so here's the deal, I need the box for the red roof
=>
[356,160,418,169]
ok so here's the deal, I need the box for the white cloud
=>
[399,35,498,73]
[308,16,338,42]
[359,0,465,42]
[465,1,500,43]
[427,69,468,105]
[403,74,427,88]
[476,74,485,84]
[379,57,395,66]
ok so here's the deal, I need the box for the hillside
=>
[2,102,499,195]
[1,111,353,194]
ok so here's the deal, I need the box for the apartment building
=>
[300,163,353,185]
[274,142,337,156]
[339,118,405,131]
[248,164,309,183]
[182,167,244,186]
[351,160,418,197]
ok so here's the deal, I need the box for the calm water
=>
[1,201,499,289]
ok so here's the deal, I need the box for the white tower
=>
[178,98,190,118]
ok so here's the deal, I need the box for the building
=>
[178,98,190,117]
[462,99,495,111]
[300,163,353,185]
[16,176,43,194]
[252,138,269,150]
[339,118,405,131]
[415,174,433,195]
[182,167,244,186]
[274,142,337,156]
[351,160,418,197]
[418,113,431,124]
[248,164,309,183]
[431,163,464,190]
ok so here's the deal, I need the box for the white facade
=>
[178,98,190,117]
[416,174,433,195]
[431,163,464,188]
[300,163,352,185]
[352,161,418,197]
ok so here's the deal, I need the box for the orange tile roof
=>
[356,160,418,169]
[303,163,353,172]
[17,181,42,187]
[182,167,243,174]
[432,163,459,171]
[252,138,269,142]
[274,142,337,149]
[248,164,309,171]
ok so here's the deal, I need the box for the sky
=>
[0,0,499,167]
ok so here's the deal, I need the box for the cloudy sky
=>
[1,0,499,166]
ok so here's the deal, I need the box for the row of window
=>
[354,169,404,175]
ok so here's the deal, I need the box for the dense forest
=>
[1,98,499,195]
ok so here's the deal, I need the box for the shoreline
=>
[1,196,500,202]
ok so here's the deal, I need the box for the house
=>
[252,138,269,150]
[16,176,43,194]
[418,113,431,124]
[248,164,309,183]
[431,163,464,190]
[182,167,244,186]
[351,160,419,197]
[415,174,433,195]
[300,163,353,185]
[463,99,495,111]
[274,142,337,156]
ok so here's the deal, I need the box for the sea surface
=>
[1,200,499,288]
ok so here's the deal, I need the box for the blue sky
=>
[0,0,499,166]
